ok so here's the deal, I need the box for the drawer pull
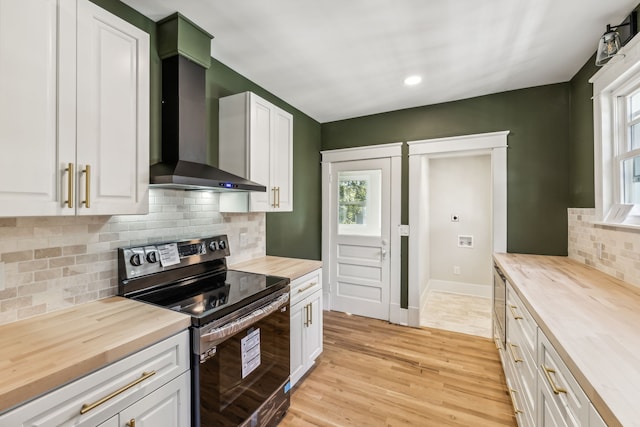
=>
[509,305,523,320]
[509,388,524,414]
[127,419,136,427]
[541,365,567,395]
[494,337,502,350]
[79,371,156,415]
[508,343,523,363]
[297,282,317,293]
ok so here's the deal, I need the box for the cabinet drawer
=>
[503,350,534,427]
[506,323,537,423]
[507,284,537,358]
[0,330,189,427]
[537,330,589,426]
[290,269,322,306]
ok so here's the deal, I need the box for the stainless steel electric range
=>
[118,235,291,427]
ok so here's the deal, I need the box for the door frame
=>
[321,143,402,322]
[407,131,508,327]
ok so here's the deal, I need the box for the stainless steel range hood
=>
[150,54,265,192]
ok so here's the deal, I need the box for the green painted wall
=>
[322,84,571,306]
[568,54,598,208]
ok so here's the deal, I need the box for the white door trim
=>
[321,143,402,323]
[407,131,508,327]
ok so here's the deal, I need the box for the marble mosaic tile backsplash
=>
[568,208,640,287]
[0,189,265,325]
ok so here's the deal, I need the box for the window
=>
[337,169,381,236]
[592,36,640,225]
[617,88,640,205]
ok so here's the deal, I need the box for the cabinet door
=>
[119,372,190,427]
[538,370,567,427]
[248,94,273,212]
[0,0,75,216]
[271,107,293,211]
[97,415,118,427]
[76,0,149,215]
[305,290,323,365]
[290,300,305,387]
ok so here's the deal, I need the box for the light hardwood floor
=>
[280,311,516,427]
[420,290,492,338]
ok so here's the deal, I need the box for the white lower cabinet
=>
[537,330,589,427]
[119,372,190,427]
[0,331,190,427]
[498,282,608,426]
[290,269,323,387]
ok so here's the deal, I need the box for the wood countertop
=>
[231,256,322,280]
[0,296,191,414]
[494,253,640,427]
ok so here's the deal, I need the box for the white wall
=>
[0,189,266,325]
[428,154,492,287]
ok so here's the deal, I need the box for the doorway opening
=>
[407,132,508,334]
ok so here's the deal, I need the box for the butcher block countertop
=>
[0,296,190,414]
[231,256,322,280]
[494,253,640,427]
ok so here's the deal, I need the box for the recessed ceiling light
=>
[404,75,422,86]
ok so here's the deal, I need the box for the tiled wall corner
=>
[0,189,265,325]
[568,208,640,287]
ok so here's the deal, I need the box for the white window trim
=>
[591,35,640,227]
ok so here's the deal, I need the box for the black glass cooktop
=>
[133,270,289,326]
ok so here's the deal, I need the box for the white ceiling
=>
[122,0,638,123]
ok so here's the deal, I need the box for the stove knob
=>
[146,251,158,263]
[218,240,227,250]
[209,241,219,251]
[130,253,143,267]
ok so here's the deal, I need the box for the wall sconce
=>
[596,11,638,66]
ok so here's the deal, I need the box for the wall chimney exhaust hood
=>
[149,14,265,192]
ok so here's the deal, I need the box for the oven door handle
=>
[200,292,290,345]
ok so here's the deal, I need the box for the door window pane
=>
[338,169,381,236]
[631,92,640,121]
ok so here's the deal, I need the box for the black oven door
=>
[193,297,290,427]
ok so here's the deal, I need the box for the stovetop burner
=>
[131,269,288,326]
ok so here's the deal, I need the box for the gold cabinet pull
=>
[82,165,91,208]
[271,187,277,208]
[65,163,74,208]
[507,343,523,363]
[127,419,136,427]
[509,305,523,320]
[297,282,317,294]
[304,304,309,327]
[309,302,313,325]
[276,186,280,208]
[541,365,567,395]
[509,389,524,415]
[79,371,156,414]
[494,337,502,350]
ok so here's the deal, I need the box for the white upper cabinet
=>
[0,0,149,217]
[219,91,293,212]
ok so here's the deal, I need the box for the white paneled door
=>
[329,158,391,320]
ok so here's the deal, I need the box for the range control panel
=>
[118,235,230,280]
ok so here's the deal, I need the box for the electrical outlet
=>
[0,262,4,291]
[453,265,461,275]
[239,232,248,248]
